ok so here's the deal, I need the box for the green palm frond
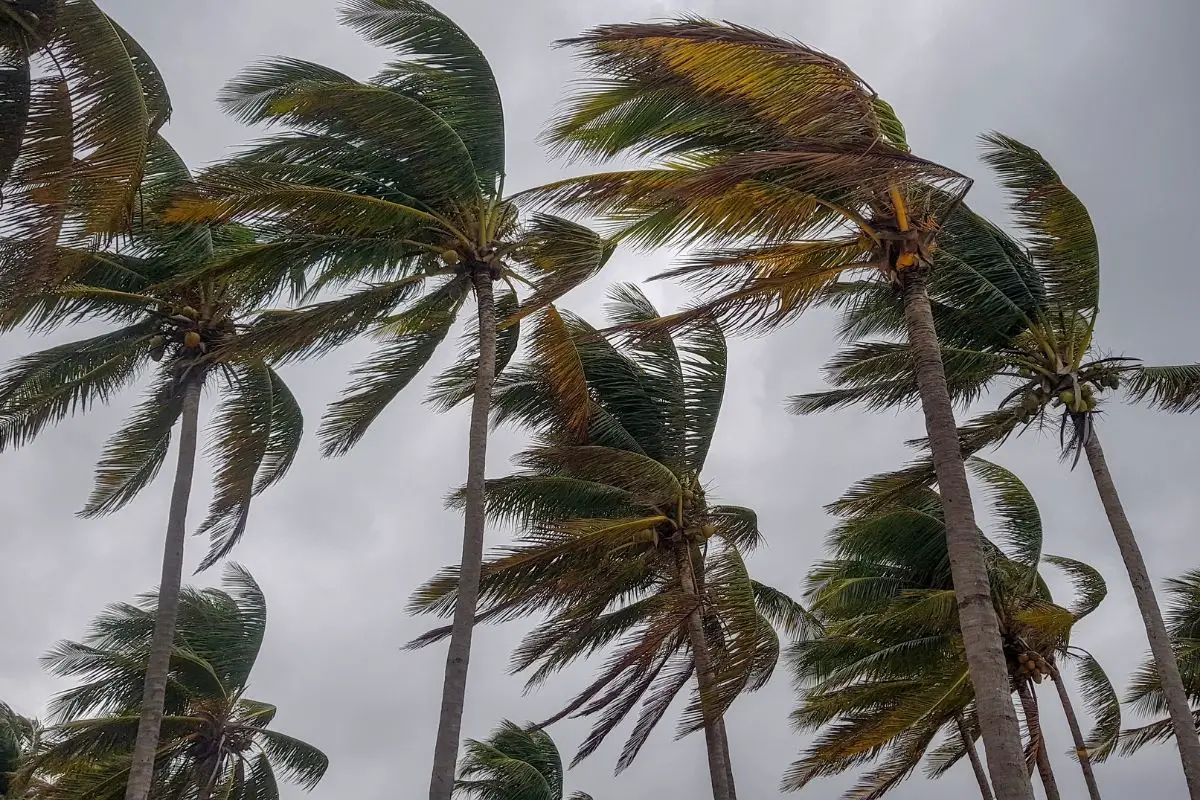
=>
[1063,649,1121,762]
[518,445,681,507]
[341,0,505,187]
[966,458,1042,570]
[0,320,155,451]
[252,729,327,790]
[455,720,577,800]
[980,132,1098,315]
[197,362,303,570]
[319,283,463,456]
[1043,556,1106,621]
[508,214,615,324]
[1124,364,1200,413]
[79,366,186,518]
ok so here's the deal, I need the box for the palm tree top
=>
[455,720,594,800]
[28,565,328,800]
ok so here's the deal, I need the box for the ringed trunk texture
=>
[675,540,733,800]
[428,270,498,800]
[123,377,203,800]
[1017,682,1061,800]
[901,273,1033,800]
[956,714,995,800]
[1084,432,1200,798]
[1048,661,1103,800]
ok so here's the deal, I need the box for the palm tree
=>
[1,0,171,297]
[789,458,1119,799]
[25,564,327,800]
[1120,570,1200,758]
[535,21,1035,796]
[0,138,304,800]
[792,133,1200,795]
[1,704,39,798]
[411,288,811,800]
[164,5,611,795]
[454,720,593,800]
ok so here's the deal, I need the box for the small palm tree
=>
[27,564,327,800]
[164,5,611,795]
[454,721,593,800]
[790,459,1119,800]
[0,138,303,800]
[537,21,1035,796]
[1120,570,1200,757]
[793,133,1200,795]
[412,288,811,800]
[1,0,171,295]
[1,704,39,798]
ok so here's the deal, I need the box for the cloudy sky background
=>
[3,0,1199,797]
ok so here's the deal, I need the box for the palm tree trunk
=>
[123,376,203,800]
[1017,682,1061,800]
[901,273,1033,800]
[674,540,733,800]
[714,717,737,800]
[1048,660,1103,800]
[428,269,497,800]
[1084,432,1200,796]
[956,714,995,800]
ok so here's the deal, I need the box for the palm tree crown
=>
[454,720,593,800]
[28,565,327,800]
[412,287,811,775]
[790,459,1119,798]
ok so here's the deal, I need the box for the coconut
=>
[1021,393,1040,412]
[183,331,203,349]
[701,523,717,539]
[1032,672,1043,684]
[440,250,461,265]
[181,306,199,319]
[1059,390,1075,405]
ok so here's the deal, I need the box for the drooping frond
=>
[1043,556,1106,621]
[79,366,185,517]
[197,362,304,570]
[980,132,1099,315]
[508,213,615,323]
[966,458,1042,570]
[1065,649,1121,762]
[341,0,505,188]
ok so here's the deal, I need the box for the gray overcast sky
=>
[3,0,1199,797]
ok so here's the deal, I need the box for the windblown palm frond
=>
[0,0,171,305]
[29,566,327,800]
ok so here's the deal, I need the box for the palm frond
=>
[197,362,303,571]
[980,132,1098,315]
[508,213,615,324]
[1043,555,1106,621]
[967,457,1042,569]
[1065,649,1121,762]
[1125,364,1200,413]
[0,320,154,451]
[78,366,187,517]
[252,729,328,790]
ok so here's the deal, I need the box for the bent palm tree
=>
[455,720,593,800]
[794,133,1200,795]
[165,6,611,796]
[28,564,327,800]
[0,138,304,800]
[1120,570,1200,757]
[791,458,1119,799]
[1,0,171,297]
[537,21,1032,795]
[412,288,811,800]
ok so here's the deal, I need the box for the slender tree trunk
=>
[1017,682,1061,800]
[675,540,733,800]
[901,273,1033,800]
[956,714,995,800]
[124,377,203,800]
[1084,432,1200,798]
[714,717,737,800]
[428,270,497,800]
[1048,660,1103,800]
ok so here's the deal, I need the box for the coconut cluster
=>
[1016,651,1052,684]
[148,305,234,362]
[1014,365,1122,423]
